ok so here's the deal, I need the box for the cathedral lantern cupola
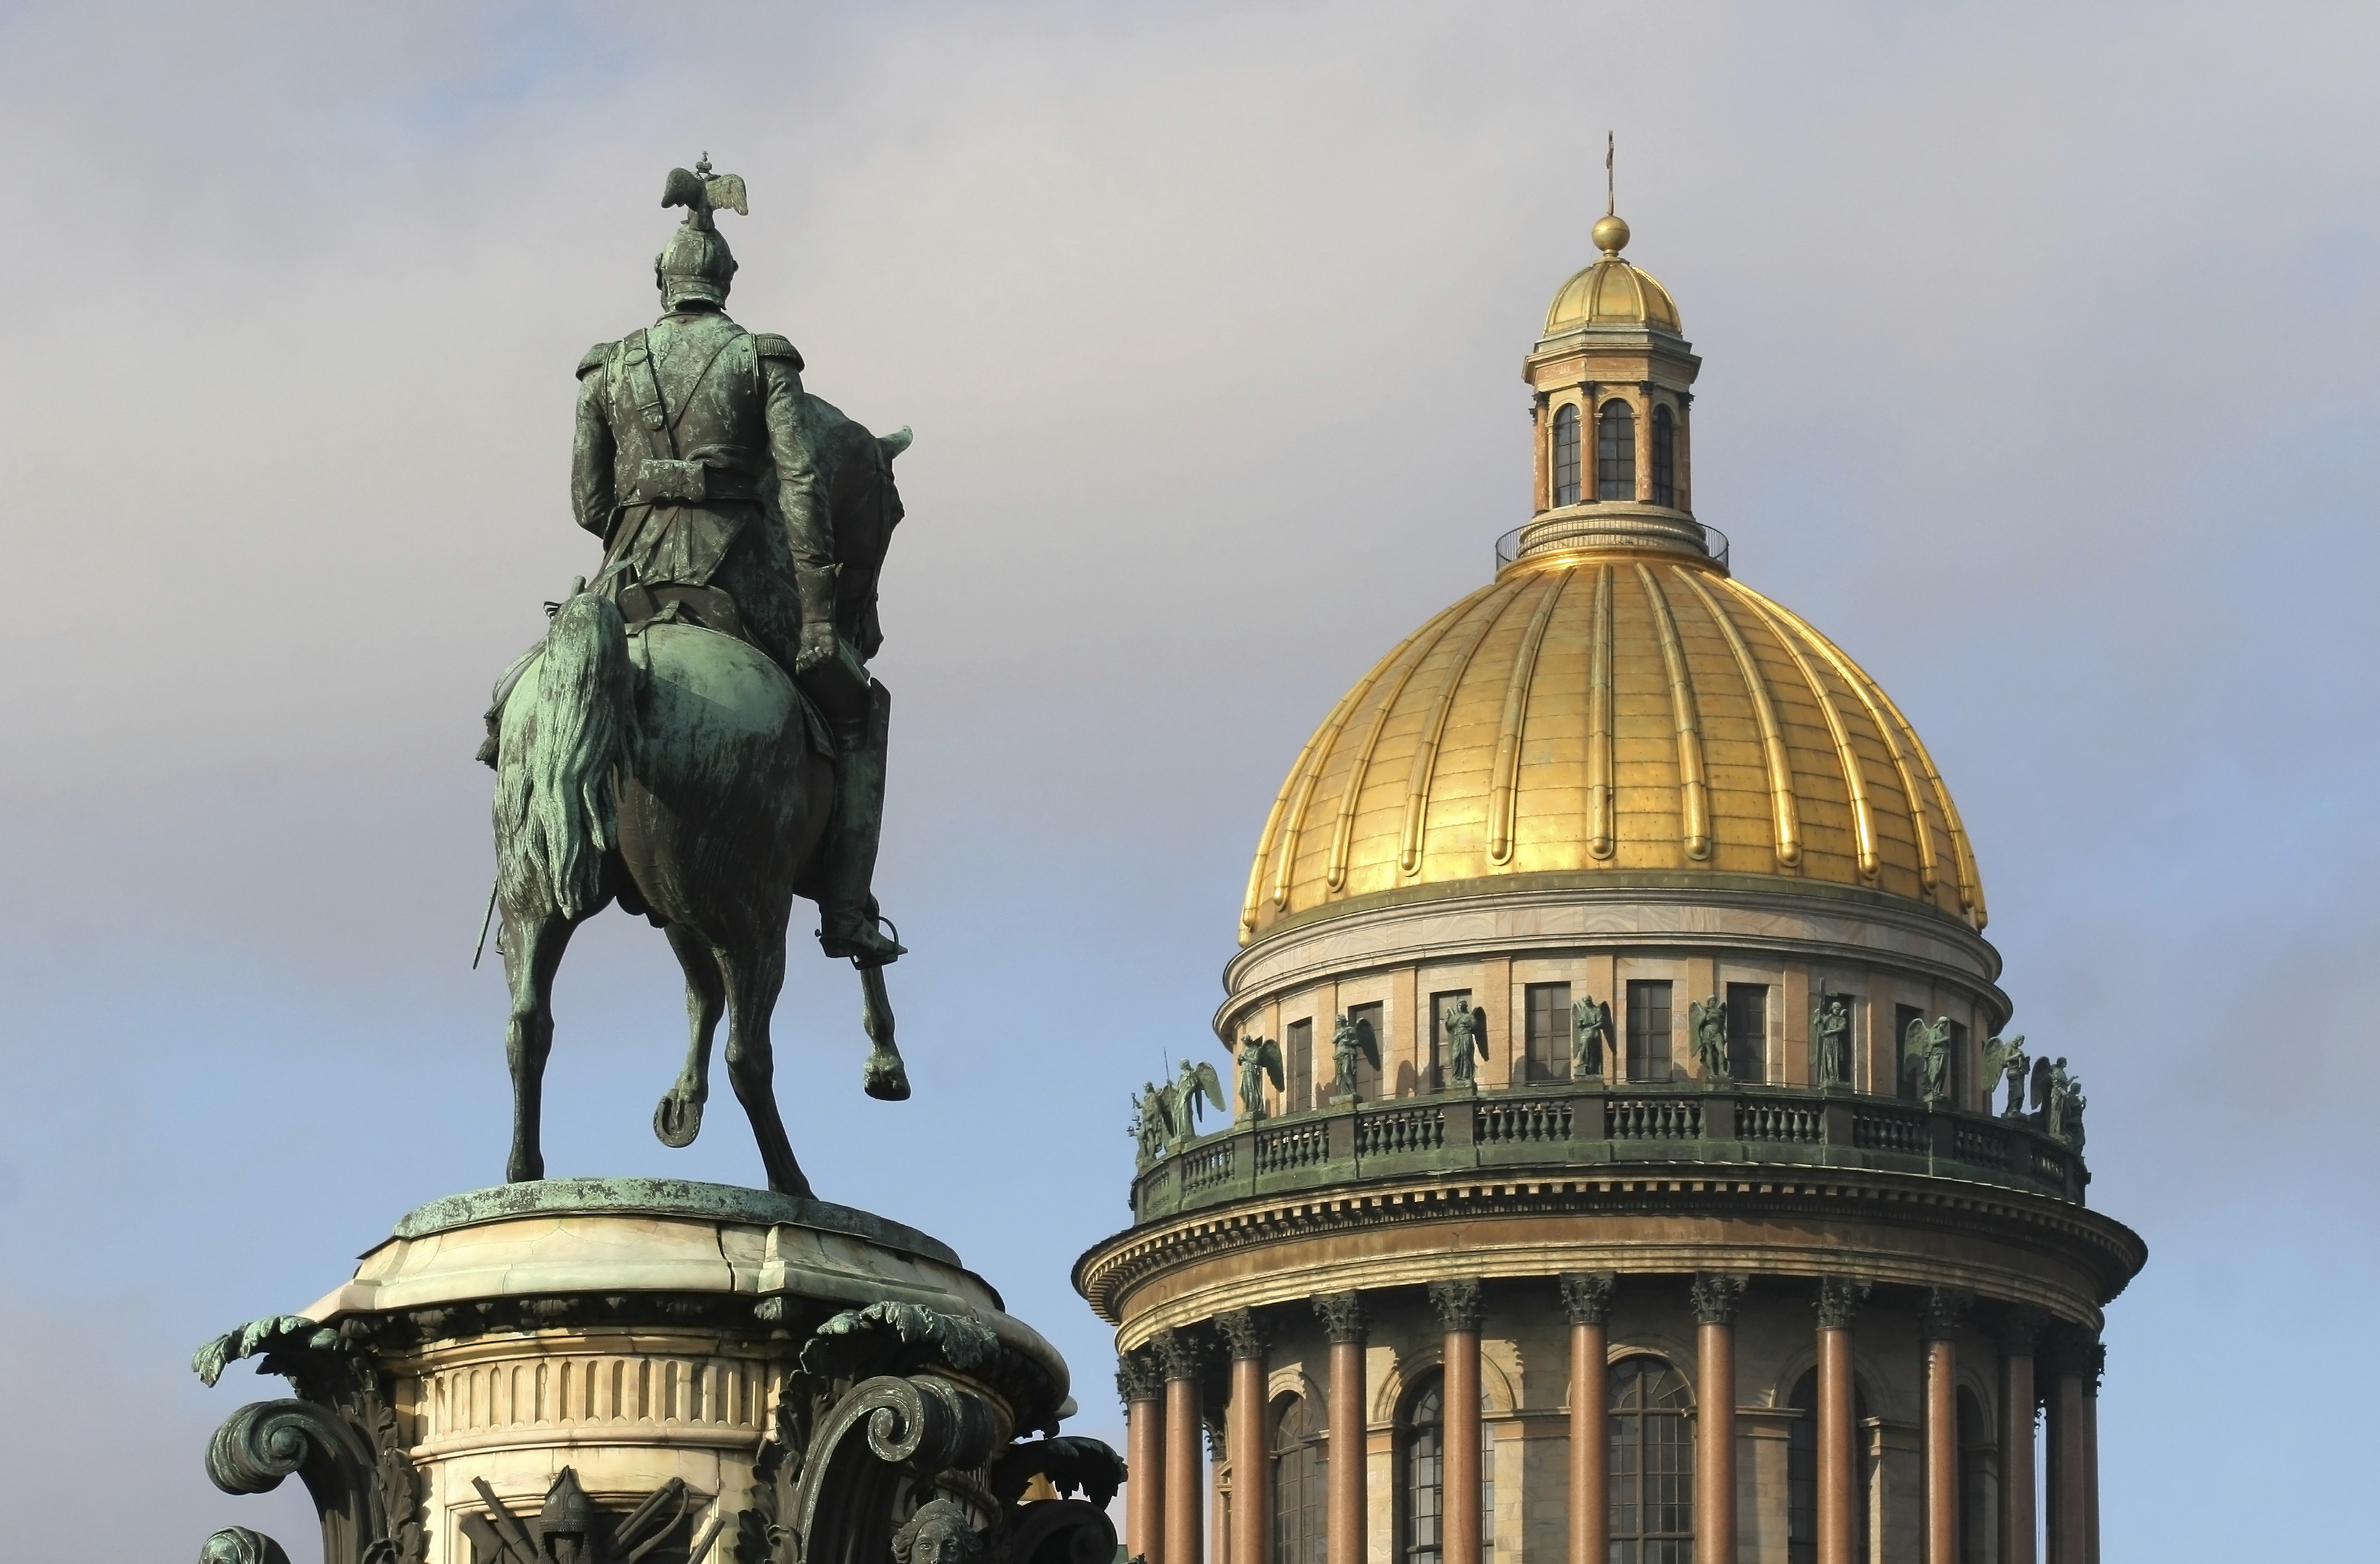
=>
[1522,208,1704,558]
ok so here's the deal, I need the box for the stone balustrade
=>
[1131,1081,2086,1221]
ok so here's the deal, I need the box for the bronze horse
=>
[490,402,910,1198]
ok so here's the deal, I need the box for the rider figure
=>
[567,158,904,966]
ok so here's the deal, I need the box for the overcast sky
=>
[0,2,2373,1558]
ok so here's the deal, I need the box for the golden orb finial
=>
[1592,213,1631,255]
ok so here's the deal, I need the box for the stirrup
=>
[820,911,905,968]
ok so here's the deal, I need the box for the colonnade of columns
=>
[1116,1278,2102,1564]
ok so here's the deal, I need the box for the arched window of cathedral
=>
[1652,405,1676,508]
[1957,1387,1991,1564]
[1552,403,1582,507]
[1273,1393,1328,1564]
[1398,1373,1494,1564]
[1609,1356,1693,1564]
[1597,399,1637,501]
[1785,1370,1874,1564]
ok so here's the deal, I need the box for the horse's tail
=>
[495,592,633,922]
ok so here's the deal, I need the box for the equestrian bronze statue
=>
[484,157,912,1197]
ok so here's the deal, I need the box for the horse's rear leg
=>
[859,963,911,1102]
[502,909,577,1183]
[717,937,813,1198]
[654,924,723,1149]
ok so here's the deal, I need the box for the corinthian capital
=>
[1313,1291,1367,1345]
[1115,1348,1165,1403]
[1814,1276,1871,1329]
[1216,1309,1268,1363]
[1152,1327,1208,1382]
[1427,1278,1485,1333]
[1559,1272,1617,1326]
[1922,1287,1973,1340]
[1691,1273,1748,1326]
[1997,1304,2048,1357]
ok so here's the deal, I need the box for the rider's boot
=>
[790,562,841,679]
[816,679,907,966]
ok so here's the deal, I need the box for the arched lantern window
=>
[1609,1356,1693,1563]
[1652,405,1676,508]
[1552,403,1582,507]
[1596,400,1637,501]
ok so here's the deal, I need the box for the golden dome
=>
[1542,214,1679,335]
[1238,541,1985,943]
[1543,254,1681,335]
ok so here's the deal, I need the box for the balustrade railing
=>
[1254,1121,1330,1174]
[1130,1079,2091,1221]
[1853,1105,1929,1154]
[1358,1106,1445,1157]
[1476,1097,1573,1146]
[1605,1097,1704,1140]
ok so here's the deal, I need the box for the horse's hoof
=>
[507,1156,544,1184]
[653,1092,705,1149]
[863,1050,911,1103]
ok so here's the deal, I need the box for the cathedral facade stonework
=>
[1076,215,2138,1564]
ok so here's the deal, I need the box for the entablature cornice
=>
[1072,1167,2143,1337]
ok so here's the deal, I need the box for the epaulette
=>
[752,332,805,372]
[575,341,612,379]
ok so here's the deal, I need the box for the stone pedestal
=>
[195,1180,1115,1564]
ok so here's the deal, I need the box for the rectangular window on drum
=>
[1895,1004,1924,1100]
[1348,1002,1385,1100]
[1287,1017,1313,1113]
[1726,984,1768,1084]
[1949,1020,1970,1108]
[1524,983,1572,1083]
[1626,981,1672,1083]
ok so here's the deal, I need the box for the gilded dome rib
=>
[1864,673,1988,925]
[1245,598,1474,935]
[1400,581,1528,875]
[1325,596,1482,892]
[1733,583,1985,924]
[1634,562,1711,861]
[1675,566,1800,870]
[1489,569,1572,865]
[1586,564,1616,859]
[1725,579,1879,878]
[1735,583,1940,891]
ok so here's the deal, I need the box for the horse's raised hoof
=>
[653,1090,706,1149]
[863,1048,911,1103]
